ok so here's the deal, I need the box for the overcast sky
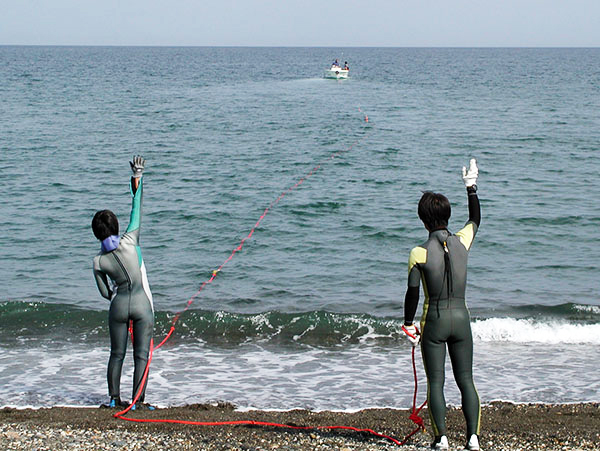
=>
[1,0,599,47]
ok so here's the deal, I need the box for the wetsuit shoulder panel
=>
[408,246,427,274]
[408,246,426,288]
[455,222,478,251]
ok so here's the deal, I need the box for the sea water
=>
[0,46,599,410]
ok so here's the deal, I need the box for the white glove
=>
[130,155,145,178]
[462,158,478,187]
[402,324,421,347]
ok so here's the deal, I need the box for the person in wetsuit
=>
[403,159,481,451]
[92,156,154,410]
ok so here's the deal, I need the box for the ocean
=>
[0,46,599,410]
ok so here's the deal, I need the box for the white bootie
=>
[465,434,480,450]
[432,435,449,450]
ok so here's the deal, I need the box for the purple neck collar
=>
[101,235,120,253]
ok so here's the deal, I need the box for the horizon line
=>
[1,44,599,49]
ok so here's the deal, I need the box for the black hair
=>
[418,191,451,231]
[92,210,119,241]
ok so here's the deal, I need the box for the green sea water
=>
[0,47,598,409]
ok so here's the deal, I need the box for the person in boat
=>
[343,62,349,71]
[331,59,340,68]
[92,156,155,411]
[402,159,481,451]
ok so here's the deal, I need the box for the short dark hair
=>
[418,192,451,231]
[92,210,119,241]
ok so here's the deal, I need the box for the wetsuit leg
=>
[421,314,450,437]
[447,309,481,437]
[130,306,154,403]
[108,301,129,399]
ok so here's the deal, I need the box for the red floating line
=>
[111,114,418,448]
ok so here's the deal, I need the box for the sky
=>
[1,0,599,47]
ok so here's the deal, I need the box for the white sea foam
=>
[573,304,600,315]
[2,339,599,410]
[472,318,600,344]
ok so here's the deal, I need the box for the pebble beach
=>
[1,402,599,450]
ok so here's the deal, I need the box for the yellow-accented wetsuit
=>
[404,186,480,439]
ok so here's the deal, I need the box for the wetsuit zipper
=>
[112,253,132,290]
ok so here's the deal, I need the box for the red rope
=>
[151,118,370,353]
[398,345,427,446]
[114,112,368,384]
[117,415,404,446]
[112,112,424,445]
[128,320,134,345]
[116,335,404,444]
[115,334,427,447]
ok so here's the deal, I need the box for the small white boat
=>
[324,66,349,79]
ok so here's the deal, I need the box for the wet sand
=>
[1,402,599,450]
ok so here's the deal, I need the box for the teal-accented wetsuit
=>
[404,187,481,438]
[93,177,154,402]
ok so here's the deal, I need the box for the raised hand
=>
[130,155,145,178]
[462,158,478,188]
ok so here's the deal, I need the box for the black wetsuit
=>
[404,186,481,438]
[93,177,154,403]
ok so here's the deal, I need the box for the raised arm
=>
[457,158,480,250]
[466,186,480,227]
[463,158,480,226]
[125,156,145,241]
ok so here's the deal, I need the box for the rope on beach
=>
[114,327,427,447]
[117,414,406,446]
[112,110,425,444]
[112,108,430,446]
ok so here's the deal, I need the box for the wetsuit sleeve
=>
[404,246,426,325]
[456,186,480,251]
[404,286,419,325]
[467,186,480,227]
[125,176,143,243]
[93,257,113,300]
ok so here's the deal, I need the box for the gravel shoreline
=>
[1,402,599,450]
